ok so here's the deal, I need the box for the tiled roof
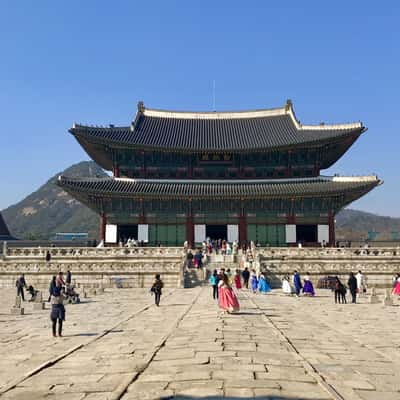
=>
[0,212,14,239]
[57,176,381,199]
[70,102,364,152]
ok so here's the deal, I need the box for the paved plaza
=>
[0,286,399,400]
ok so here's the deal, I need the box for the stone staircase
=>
[183,268,208,288]
[206,254,240,274]
[183,254,242,288]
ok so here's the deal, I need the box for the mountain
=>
[2,161,399,241]
[336,209,400,240]
[1,161,108,240]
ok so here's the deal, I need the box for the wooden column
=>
[328,213,336,247]
[239,200,247,245]
[113,164,120,178]
[186,199,194,248]
[139,198,145,224]
[99,213,106,243]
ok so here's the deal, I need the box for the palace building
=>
[58,100,381,246]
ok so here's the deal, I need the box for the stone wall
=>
[255,247,400,288]
[0,246,185,289]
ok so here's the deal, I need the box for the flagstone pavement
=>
[0,286,399,400]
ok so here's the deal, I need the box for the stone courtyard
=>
[1,286,399,400]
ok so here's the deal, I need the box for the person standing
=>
[16,274,27,301]
[151,274,164,306]
[56,271,65,288]
[48,276,57,302]
[293,270,302,297]
[348,272,357,303]
[392,275,400,295]
[50,287,66,337]
[218,273,240,313]
[355,270,365,295]
[242,267,250,289]
[302,273,315,296]
[66,270,72,286]
[282,275,293,294]
[234,269,242,289]
[209,270,219,300]
[45,250,51,263]
[250,270,258,293]
[258,272,272,294]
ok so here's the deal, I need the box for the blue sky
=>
[0,1,398,216]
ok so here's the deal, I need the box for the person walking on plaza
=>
[16,273,27,301]
[392,274,400,295]
[218,273,240,313]
[66,270,72,286]
[151,274,164,306]
[302,272,315,296]
[356,270,366,295]
[258,272,272,294]
[293,270,302,297]
[234,269,242,289]
[282,275,293,294]
[334,277,347,304]
[56,271,65,288]
[48,275,57,302]
[242,267,250,289]
[210,269,219,300]
[250,270,258,293]
[348,272,357,303]
[50,286,66,337]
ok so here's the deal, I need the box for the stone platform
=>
[1,286,400,400]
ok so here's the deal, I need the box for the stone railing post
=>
[2,241,7,260]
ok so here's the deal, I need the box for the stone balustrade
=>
[0,246,186,289]
[4,246,185,259]
[254,247,400,288]
[255,246,399,259]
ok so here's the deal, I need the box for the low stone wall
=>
[255,247,400,288]
[0,246,185,289]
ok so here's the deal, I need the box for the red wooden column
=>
[99,213,106,243]
[186,199,194,248]
[328,213,336,247]
[239,199,247,245]
[112,164,120,178]
[139,198,146,224]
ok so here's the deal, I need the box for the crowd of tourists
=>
[15,270,80,337]
[207,267,376,309]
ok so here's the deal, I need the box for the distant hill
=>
[336,209,400,240]
[2,161,107,239]
[2,162,399,241]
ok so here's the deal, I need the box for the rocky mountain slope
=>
[2,161,107,239]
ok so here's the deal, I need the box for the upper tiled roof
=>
[57,176,381,199]
[70,101,364,152]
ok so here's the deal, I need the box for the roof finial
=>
[285,99,293,111]
[137,101,145,113]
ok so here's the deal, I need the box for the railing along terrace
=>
[255,247,400,259]
[3,246,186,259]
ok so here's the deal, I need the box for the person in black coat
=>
[242,267,250,289]
[348,272,357,304]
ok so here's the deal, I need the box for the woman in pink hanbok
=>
[218,274,240,313]
[392,275,400,295]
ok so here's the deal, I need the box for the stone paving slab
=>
[1,286,400,399]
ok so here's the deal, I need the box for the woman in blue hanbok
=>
[258,272,272,293]
[250,270,258,293]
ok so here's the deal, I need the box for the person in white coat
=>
[355,270,366,295]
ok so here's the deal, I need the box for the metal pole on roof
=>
[212,80,216,111]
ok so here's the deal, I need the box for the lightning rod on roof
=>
[212,80,216,111]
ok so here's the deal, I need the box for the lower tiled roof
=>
[57,176,381,199]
